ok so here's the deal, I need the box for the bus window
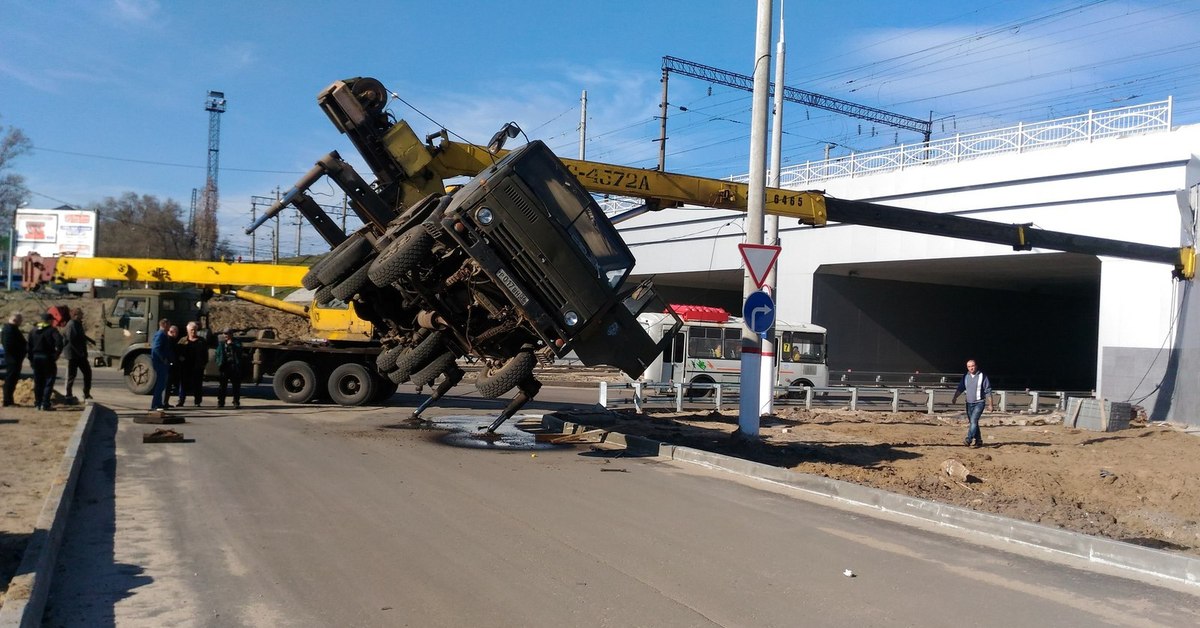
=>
[722,328,742,360]
[781,330,826,364]
[687,326,723,359]
[671,331,685,363]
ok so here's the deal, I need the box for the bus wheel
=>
[686,375,715,399]
[786,379,814,399]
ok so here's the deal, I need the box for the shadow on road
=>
[43,405,150,627]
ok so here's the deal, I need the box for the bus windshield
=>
[781,330,825,364]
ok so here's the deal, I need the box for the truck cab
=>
[102,288,208,393]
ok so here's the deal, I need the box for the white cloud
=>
[111,0,161,23]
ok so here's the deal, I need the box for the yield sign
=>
[738,243,781,289]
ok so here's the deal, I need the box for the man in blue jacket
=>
[951,358,993,448]
[150,318,173,410]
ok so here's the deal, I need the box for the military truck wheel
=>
[369,226,432,288]
[411,351,455,388]
[375,344,404,373]
[331,260,374,302]
[371,375,399,402]
[126,353,156,395]
[327,363,375,406]
[475,351,536,399]
[313,284,336,306]
[273,360,319,404]
[317,230,373,286]
[301,256,328,290]
[393,330,444,382]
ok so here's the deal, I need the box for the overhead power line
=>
[662,55,934,142]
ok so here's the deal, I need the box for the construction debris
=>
[142,428,186,443]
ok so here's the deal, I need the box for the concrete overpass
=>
[618,100,1200,424]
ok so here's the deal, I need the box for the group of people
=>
[2,309,245,413]
[148,318,243,412]
[2,308,97,411]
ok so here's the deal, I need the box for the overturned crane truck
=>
[250,77,680,432]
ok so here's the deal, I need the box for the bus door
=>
[660,326,685,383]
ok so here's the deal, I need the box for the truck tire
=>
[313,284,335,306]
[317,230,373,286]
[475,351,536,399]
[411,351,455,388]
[331,261,373,302]
[375,344,404,373]
[126,353,156,395]
[327,363,375,406]
[369,226,432,288]
[301,256,328,290]
[371,375,399,402]
[393,330,444,382]
[273,360,319,404]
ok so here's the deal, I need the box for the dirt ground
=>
[599,406,1200,556]
[4,292,1200,608]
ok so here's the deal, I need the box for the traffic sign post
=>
[739,243,781,289]
[743,290,775,337]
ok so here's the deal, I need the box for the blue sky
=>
[3,0,1198,259]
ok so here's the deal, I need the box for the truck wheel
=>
[371,375,399,402]
[301,256,328,290]
[317,230,373,286]
[393,330,444,382]
[475,351,536,399]
[273,360,319,404]
[126,353,156,395]
[375,344,404,373]
[313,284,336,306]
[327,363,375,406]
[411,351,455,388]
[369,226,432,288]
[331,261,373,302]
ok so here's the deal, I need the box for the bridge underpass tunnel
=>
[813,253,1101,391]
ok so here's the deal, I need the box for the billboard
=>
[11,208,98,291]
[15,208,97,258]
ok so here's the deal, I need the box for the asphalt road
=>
[44,368,1200,627]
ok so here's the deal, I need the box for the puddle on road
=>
[380,414,562,451]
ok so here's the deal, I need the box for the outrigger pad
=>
[135,411,185,425]
[142,428,188,443]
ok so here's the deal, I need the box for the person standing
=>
[215,329,243,409]
[150,318,172,411]
[176,321,209,407]
[951,358,993,448]
[62,307,95,401]
[27,312,63,411]
[164,325,180,406]
[2,312,27,407]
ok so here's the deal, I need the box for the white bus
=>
[635,305,829,396]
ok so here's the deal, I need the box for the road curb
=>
[544,415,1199,590]
[0,404,97,628]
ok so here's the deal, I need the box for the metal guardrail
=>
[597,381,1093,415]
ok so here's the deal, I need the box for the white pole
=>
[579,90,588,160]
[760,1,785,416]
[739,0,773,439]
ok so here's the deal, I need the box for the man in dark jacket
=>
[2,312,27,407]
[150,318,172,410]
[215,329,243,409]
[176,321,209,407]
[27,312,64,411]
[62,307,95,401]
